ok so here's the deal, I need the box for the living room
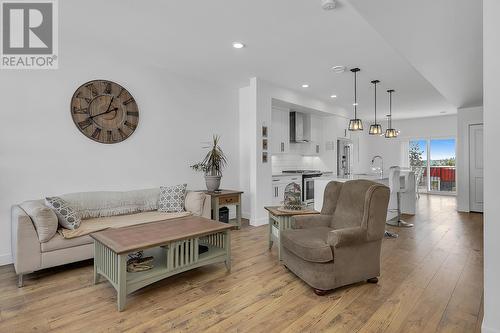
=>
[1,0,499,332]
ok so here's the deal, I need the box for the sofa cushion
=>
[45,197,81,230]
[41,233,93,252]
[281,227,333,263]
[185,191,205,216]
[20,200,58,242]
[59,188,160,219]
[158,184,187,213]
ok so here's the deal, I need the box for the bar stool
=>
[386,166,414,228]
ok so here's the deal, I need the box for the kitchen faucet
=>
[371,155,384,178]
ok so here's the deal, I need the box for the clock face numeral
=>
[72,80,139,144]
[103,82,112,94]
[91,128,101,139]
[72,107,88,114]
[85,83,98,97]
[118,128,127,140]
[78,118,92,130]
[124,121,137,130]
[123,98,135,106]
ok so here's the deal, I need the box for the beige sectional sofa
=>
[11,188,211,287]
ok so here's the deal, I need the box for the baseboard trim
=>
[250,217,268,227]
[0,253,12,266]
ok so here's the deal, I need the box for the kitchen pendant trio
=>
[347,68,399,138]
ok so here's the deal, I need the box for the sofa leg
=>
[17,274,24,288]
[313,288,328,296]
[367,277,379,284]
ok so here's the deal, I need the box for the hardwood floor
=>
[0,195,483,332]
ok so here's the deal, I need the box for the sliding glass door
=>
[408,138,456,194]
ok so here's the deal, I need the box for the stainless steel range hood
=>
[290,111,310,143]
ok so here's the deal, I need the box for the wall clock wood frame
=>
[71,80,139,144]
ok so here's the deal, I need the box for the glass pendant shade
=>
[348,68,363,131]
[369,79,382,135]
[349,119,363,131]
[385,89,399,138]
[369,124,383,135]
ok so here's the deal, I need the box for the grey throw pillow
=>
[158,184,187,213]
[45,196,81,230]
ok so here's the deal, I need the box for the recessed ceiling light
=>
[232,42,245,49]
[302,84,309,88]
[331,65,346,73]
[330,94,337,98]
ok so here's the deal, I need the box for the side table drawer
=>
[219,195,239,205]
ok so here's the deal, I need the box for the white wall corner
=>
[249,216,268,227]
[0,253,13,266]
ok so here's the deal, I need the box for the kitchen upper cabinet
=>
[308,115,323,155]
[271,108,289,154]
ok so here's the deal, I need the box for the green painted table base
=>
[93,230,231,311]
[268,214,293,262]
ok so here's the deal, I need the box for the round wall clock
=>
[70,80,139,144]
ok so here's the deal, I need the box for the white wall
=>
[0,55,239,265]
[359,115,458,175]
[456,107,483,212]
[483,1,500,331]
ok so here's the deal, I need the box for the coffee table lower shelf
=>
[93,230,231,311]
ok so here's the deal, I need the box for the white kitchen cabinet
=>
[271,108,289,154]
[308,115,323,155]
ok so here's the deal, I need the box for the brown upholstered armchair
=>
[281,180,390,295]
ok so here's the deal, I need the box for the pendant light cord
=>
[354,71,357,119]
[374,82,377,123]
[389,91,392,128]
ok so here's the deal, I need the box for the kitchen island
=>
[314,172,416,220]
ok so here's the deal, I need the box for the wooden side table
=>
[202,190,243,230]
[264,206,320,261]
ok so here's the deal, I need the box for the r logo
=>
[2,2,53,54]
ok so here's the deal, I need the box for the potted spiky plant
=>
[191,135,228,192]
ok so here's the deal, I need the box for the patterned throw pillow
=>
[45,196,81,230]
[158,184,187,213]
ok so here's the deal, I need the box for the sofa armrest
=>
[291,214,332,229]
[201,194,212,219]
[11,205,41,274]
[327,226,367,248]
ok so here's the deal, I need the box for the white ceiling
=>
[349,0,483,109]
[61,0,480,119]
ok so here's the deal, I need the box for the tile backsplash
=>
[272,154,329,174]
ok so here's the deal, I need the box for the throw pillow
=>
[20,200,58,242]
[185,191,205,216]
[45,196,81,230]
[158,184,187,213]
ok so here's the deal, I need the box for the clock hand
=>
[105,96,114,112]
[89,107,118,119]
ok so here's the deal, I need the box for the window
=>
[408,138,456,194]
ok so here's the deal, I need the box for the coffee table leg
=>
[225,230,231,272]
[117,254,127,311]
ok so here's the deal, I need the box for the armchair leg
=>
[17,274,24,288]
[367,277,378,284]
[313,288,328,296]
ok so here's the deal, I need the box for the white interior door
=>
[469,124,484,212]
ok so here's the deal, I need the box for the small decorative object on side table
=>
[202,190,243,230]
[264,206,320,262]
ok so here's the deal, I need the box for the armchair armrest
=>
[327,227,367,248]
[291,214,332,229]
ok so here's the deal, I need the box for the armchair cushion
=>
[281,227,333,263]
[328,227,366,248]
[291,215,332,229]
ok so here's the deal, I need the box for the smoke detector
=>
[322,0,337,10]
[331,65,346,73]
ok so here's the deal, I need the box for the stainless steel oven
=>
[302,173,322,206]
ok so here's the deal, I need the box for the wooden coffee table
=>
[91,216,233,311]
[264,206,320,261]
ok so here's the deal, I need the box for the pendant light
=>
[348,68,363,131]
[369,80,382,135]
[385,89,398,138]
